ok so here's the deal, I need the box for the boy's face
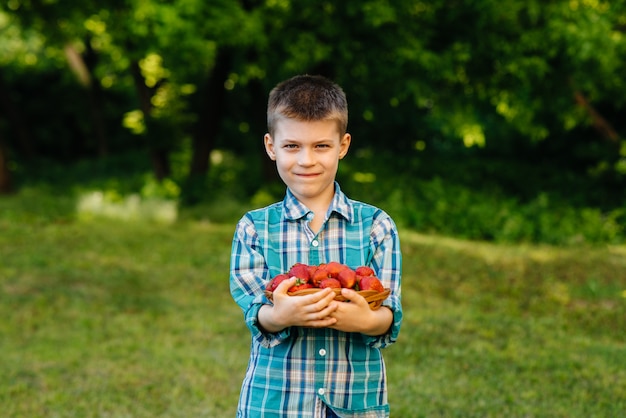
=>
[264,118,351,208]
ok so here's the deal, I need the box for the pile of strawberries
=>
[266,262,385,294]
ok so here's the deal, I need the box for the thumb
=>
[340,288,366,305]
[274,277,297,295]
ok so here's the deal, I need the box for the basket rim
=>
[264,288,390,309]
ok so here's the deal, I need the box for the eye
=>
[283,143,298,149]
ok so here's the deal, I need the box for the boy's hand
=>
[258,277,338,333]
[329,288,393,336]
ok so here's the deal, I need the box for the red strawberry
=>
[337,268,357,289]
[267,273,290,292]
[319,278,341,289]
[288,278,313,292]
[288,263,311,281]
[358,276,384,292]
[326,261,347,278]
[311,266,331,287]
[307,264,318,278]
[355,266,375,277]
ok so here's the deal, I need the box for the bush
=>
[338,166,624,246]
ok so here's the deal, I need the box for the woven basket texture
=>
[264,288,390,310]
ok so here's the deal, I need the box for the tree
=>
[1,0,624,205]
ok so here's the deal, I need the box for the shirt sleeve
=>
[229,214,292,348]
[361,213,403,349]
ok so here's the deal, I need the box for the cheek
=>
[322,154,341,168]
[274,156,291,171]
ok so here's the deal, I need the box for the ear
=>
[264,134,276,160]
[338,133,351,160]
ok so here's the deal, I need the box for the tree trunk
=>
[150,149,170,181]
[83,39,109,156]
[189,47,232,177]
[0,134,12,194]
[130,60,154,117]
[182,48,232,204]
[129,59,171,180]
[573,90,619,143]
[0,70,36,158]
[65,42,109,156]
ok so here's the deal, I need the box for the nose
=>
[298,148,315,166]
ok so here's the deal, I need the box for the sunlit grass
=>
[1,192,625,417]
[76,191,178,223]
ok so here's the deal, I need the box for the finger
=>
[298,289,332,313]
[315,301,339,318]
[340,288,367,306]
[307,287,335,302]
[307,315,337,328]
[339,288,356,300]
[295,287,334,309]
[313,288,340,309]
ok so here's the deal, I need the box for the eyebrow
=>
[280,136,337,143]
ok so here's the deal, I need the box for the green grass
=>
[1,191,625,417]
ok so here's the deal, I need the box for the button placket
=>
[309,236,320,266]
[315,336,328,400]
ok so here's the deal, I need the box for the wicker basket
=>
[264,288,391,310]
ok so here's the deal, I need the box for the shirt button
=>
[318,388,325,396]
[311,240,319,247]
[319,348,327,356]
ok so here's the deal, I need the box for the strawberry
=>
[326,261,347,278]
[267,273,290,292]
[307,264,318,278]
[358,276,384,292]
[311,265,331,287]
[355,266,375,277]
[288,263,311,281]
[355,275,366,286]
[288,278,314,292]
[337,267,357,289]
[318,277,341,289]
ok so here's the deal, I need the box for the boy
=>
[230,75,402,418]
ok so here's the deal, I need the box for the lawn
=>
[1,191,625,417]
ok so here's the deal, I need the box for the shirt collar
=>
[283,182,353,223]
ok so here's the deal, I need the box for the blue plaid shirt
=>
[230,183,403,418]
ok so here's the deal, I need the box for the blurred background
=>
[1,0,625,245]
[2,3,626,416]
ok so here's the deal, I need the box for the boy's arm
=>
[330,213,403,346]
[230,216,291,347]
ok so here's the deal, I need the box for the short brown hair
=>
[267,75,348,137]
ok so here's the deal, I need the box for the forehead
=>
[273,118,342,141]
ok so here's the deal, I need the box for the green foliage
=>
[3,0,626,162]
[384,179,624,245]
[339,150,625,245]
[1,192,625,416]
[2,0,626,245]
